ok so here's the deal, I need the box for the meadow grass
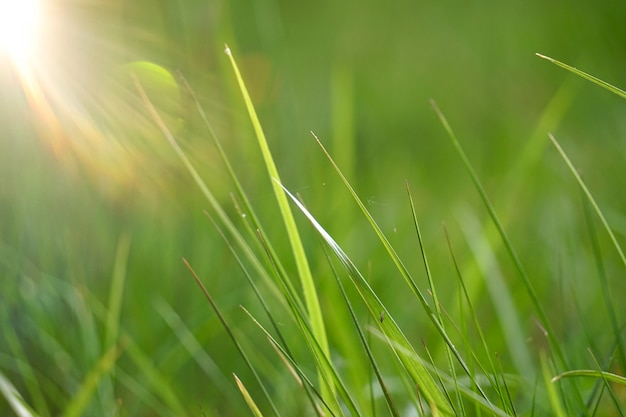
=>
[1,39,626,417]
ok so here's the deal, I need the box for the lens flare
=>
[0,0,42,67]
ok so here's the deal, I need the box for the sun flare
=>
[0,0,42,66]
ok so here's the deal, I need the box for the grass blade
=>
[536,53,626,99]
[224,47,331,402]
[0,371,39,417]
[234,373,265,417]
[552,370,626,386]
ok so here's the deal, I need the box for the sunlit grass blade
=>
[536,53,626,99]
[61,343,122,417]
[549,133,626,271]
[275,179,456,416]
[0,370,39,417]
[234,373,265,417]
[224,47,332,400]
[184,258,282,416]
[178,73,302,312]
[310,132,490,403]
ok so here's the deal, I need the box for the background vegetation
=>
[1,0,625,415]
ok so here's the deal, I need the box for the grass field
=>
[1,0,626,416]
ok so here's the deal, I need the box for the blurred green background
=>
[1,0,625,415]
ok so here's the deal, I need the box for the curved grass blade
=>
[552,370,626,386]
[234,374,265,417]
[536,53,626,99]
[224,48,331,401]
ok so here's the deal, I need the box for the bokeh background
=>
[1,0,626,415]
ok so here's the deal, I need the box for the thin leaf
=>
[234,374,265,417]
[536,53,626,99]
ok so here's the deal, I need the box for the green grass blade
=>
[536,53,626,99]
[184,258,283,417]
[549,133,626,271]
[224,48,331,399]
[275,179,456,416]
[552,370,626,386]
[322,244,402,417]
[310,132,491,403]
[234,373,265,417]
[61,343,122,417]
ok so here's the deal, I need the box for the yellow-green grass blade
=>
[178,73,303,315]
[311,132,490,403]
[541,354,566,417]
[275,180,456,416]
[184,258,283,416]
[536,53,626,99]
[0,370,39,417]
[224,45,332,402]
[104,233,131,350]
[61,343,122,417]
[234,374,265,417]
[552,370,626,386]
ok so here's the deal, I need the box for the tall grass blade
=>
[234,373,265,417]
[275,179,458,416]
[310,132,490,403]
[536,54,626,99]
[224,47,331,401]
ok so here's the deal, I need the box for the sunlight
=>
[0,0,42,67]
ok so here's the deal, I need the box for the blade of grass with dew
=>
[582,196,626,373]
[275,179,457,416]
[234,373,265,417]
[311,132,490,403]
[60,343,122,417]
[0,370,39,417]
[321,243,402,417]
[549,133,626,272]
[224,46,332,401]
[184,258,283,416]
[536,53,626,99]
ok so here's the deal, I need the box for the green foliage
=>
[2,1,626,416]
